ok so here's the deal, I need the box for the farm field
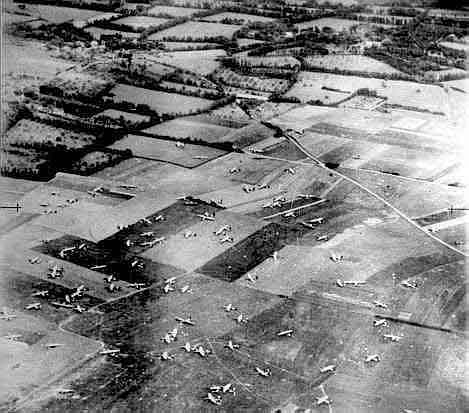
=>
[143,117,235,143]
[439,41,469,52]
[148,21,241,41]
[151,49,226,75]
[201,12,274,24]
[304,54,403,75]
[285,72,450,113]
[110,134,227,167]
[112,15,169,31]
[295,17,360,32]
[92,109,151,126]
[236,38,265,47]
[141,210,267,272]
[3,0,469,411]
[16,4,101,24]
[108,84,215,115]
[147,5,201,17]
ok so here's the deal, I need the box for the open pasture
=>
[147,5,202,17]
[148,21,240,41]
[112,15,169,31]
[143,117,234,143]
[110,135,227,167]
[201,12,274,24]
[295,17,359,32]
[285,72,449,114]
[141,210,266,272]
[304,54,402,75]
[150,49,226,75]
[108,84,214,115]
[18,4,100,24]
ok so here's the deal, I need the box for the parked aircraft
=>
[373,319,388,327]
[175,316,195,326]
[383,334,402,342]
[225,340,239,351]
[320,365,336,373]
[197,213,215,222]
[32,290,49,297]
[223,303,236,312]
[365,354,380,363]
[373,300,388,309]
[214,225,231,236]
[205,393,222,406]
[256,367,271,377]
[25,303,41,310]
[277,329,294,337]
[140,237,165,247]
[219,235,234,244]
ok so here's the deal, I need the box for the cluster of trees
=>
[14,21,93,44]
[69,148,132,175]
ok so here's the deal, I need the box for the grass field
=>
[148,21,240,41]
[109,84,214,115]
[147,5,201,17]
[141,210,266,272]
[112,15,169,31]
[202,12,274,24]
[143,117,234,143]
[110,134,227,167]
[295,17,359,32]
[17,4,100,24]
[285,72,449,113]
[151,49,226,75]
[304,54,402,75]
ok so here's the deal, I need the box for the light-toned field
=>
[202,11,274,24]
[92,109,151,125]
[236,38,265,47]
[109,84,214,114]
[285,72,449,113]
[150,49,226,75]
[85,26,141,40]
[143,117,234,143]
[110,134,227,167]
[439,41,469,52]
[304,54,402,75]
[16,4,100,24]
[147,5,201,17]
[141,211,266,271]
[295,17,359,32]
[148,21,240,40]
[112,15,169,31]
